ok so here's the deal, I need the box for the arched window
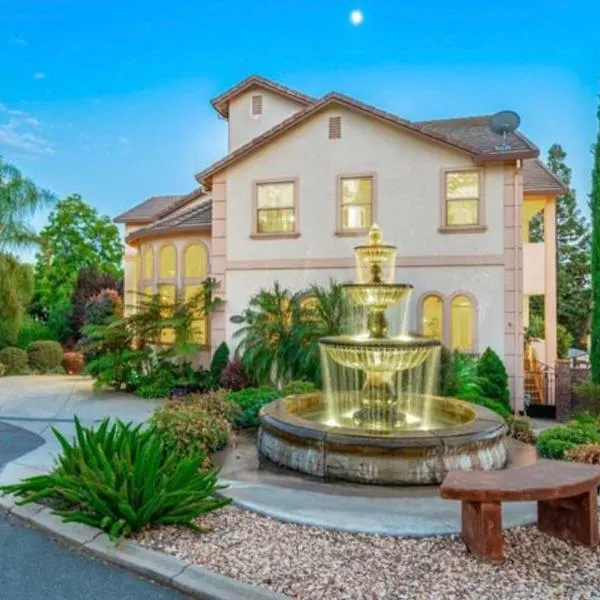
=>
[142,245,154,281]
[421,294,443,341]
[451,294,475,352]
[183,243,207,279]
[184,284,207,345]
[159,244,177,279]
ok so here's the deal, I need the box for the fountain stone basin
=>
[258,393,508,485]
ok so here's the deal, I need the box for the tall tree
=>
[590,105,600,383]
[34,194,123,342]
[0,156,54,345]
[548,144,592,346]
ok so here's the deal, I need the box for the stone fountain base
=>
[258,393,508,485]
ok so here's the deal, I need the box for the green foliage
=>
[441,351,482,400]
[282,380,317,396]
[152,394,234,457]
[438,346,456,396]
[85,289,123,326]
[557,324,574,360]
[0,254,34,347]
[0,417,230,538]
[477,347,510,407]
[525,313,545,341]
[467,396,512,419]
[227,387,282,429]
[573,380,600,412]
[209,342,230,387]
[27,340,64,372]
[505,415,536,444]
[593,107,600,382]
[136,368,175,399]
[235,280,345,387]
[0,363,5,377]
[16,315,57,349]
[0,347,28,375]
[537,422,600,459]
[34,194,123,343]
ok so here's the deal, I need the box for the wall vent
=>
[329,116,341,139]
[251,94,263,116]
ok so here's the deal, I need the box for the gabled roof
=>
[522,158,569,195]
[126,200,212,243]
[114,195,183,224]
[196,94,539,188]
[155,187,207,219]
[211,75,316,119]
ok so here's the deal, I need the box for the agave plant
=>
[0,417,230,539]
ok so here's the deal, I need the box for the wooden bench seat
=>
[441,461,600,563]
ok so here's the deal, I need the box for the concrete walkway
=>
[0,375,161,486]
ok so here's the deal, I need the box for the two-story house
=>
[114,75,567,411]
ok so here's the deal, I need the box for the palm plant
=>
[234,282,303,386]
[0,156,55,344]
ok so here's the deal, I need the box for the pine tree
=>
[548,144,592,346]
[590,105,600,383]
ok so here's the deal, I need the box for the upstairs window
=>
[444,170,480,227]
[340,176,373,233]
[255,180,297,235]
[251,94,263,117]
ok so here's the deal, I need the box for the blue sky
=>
[1,0,598,260]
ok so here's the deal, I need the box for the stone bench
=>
[440,461,600,563]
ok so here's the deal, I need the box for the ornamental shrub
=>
[0,347,28,375]
[227,387,282,428]
[16,315,57,349]
[0,417,230,539]
[209,342,230,388]
[182,390,241,423]
[27,341,64,373]
[136,368,174,399]
[505,415,536,445]
[477,347,510,407]
[84,289,123,326]
[0,363,5,377]
[220,358,254,391]
[282,380,317,396]
[152,400,232,456]
[565,443,600,464]
[536,423,600,460]
[466,395,512,419]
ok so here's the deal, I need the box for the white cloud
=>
[118,136,129,145]
[9,35,27,47]
[0,105,54,155]
[33,72,46,80]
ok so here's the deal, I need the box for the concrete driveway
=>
[0,375,162,485]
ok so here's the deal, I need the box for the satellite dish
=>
[489,110,521,151]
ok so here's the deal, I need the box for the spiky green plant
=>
[0,417,230,539]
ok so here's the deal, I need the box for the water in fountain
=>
[319,224,444,433]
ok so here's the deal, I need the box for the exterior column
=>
[544,198,558,366]
[210,173,228,354]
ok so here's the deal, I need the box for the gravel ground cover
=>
[135,506,600,600]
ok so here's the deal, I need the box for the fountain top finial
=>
[368,224,383,245]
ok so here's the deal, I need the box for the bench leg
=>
[461,500,503,564]
[538,490,598,547]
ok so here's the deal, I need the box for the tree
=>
[591,105,600,383]
[547,144,592,346]
[34,194,123,343]
[0,156,54,345]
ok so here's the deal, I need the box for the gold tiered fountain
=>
[258,225,507,485]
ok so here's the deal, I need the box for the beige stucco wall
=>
[228,90,307,151]
[225,106,505,263]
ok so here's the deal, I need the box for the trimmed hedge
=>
[27,341,64,373]
[536,423,600,460]
[0,363,5,377]
[227,387,282,428]
[209,342,230,388]
[0,347,28,375]
[477,347,510,407]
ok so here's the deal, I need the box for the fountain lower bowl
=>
[258,393,507,485]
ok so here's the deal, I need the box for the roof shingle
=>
[114,195,182,224]
[522,158,568,194]
[126,200,212,243]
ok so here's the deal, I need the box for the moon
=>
[350,9,364,26]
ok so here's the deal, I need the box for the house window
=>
[340,176,373,232]
[251,94,263,116]
[329,116,341,139]
[421,295,443,341]
[158,283,176,344]
[159,244,177,279]
[184,284,207,345]
[184,243,207,279]
[142,245,154,280]
[255,180,296,234]
[451,294,474,352]
[444,171,480,226]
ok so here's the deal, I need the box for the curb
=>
[0,493,290,600]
